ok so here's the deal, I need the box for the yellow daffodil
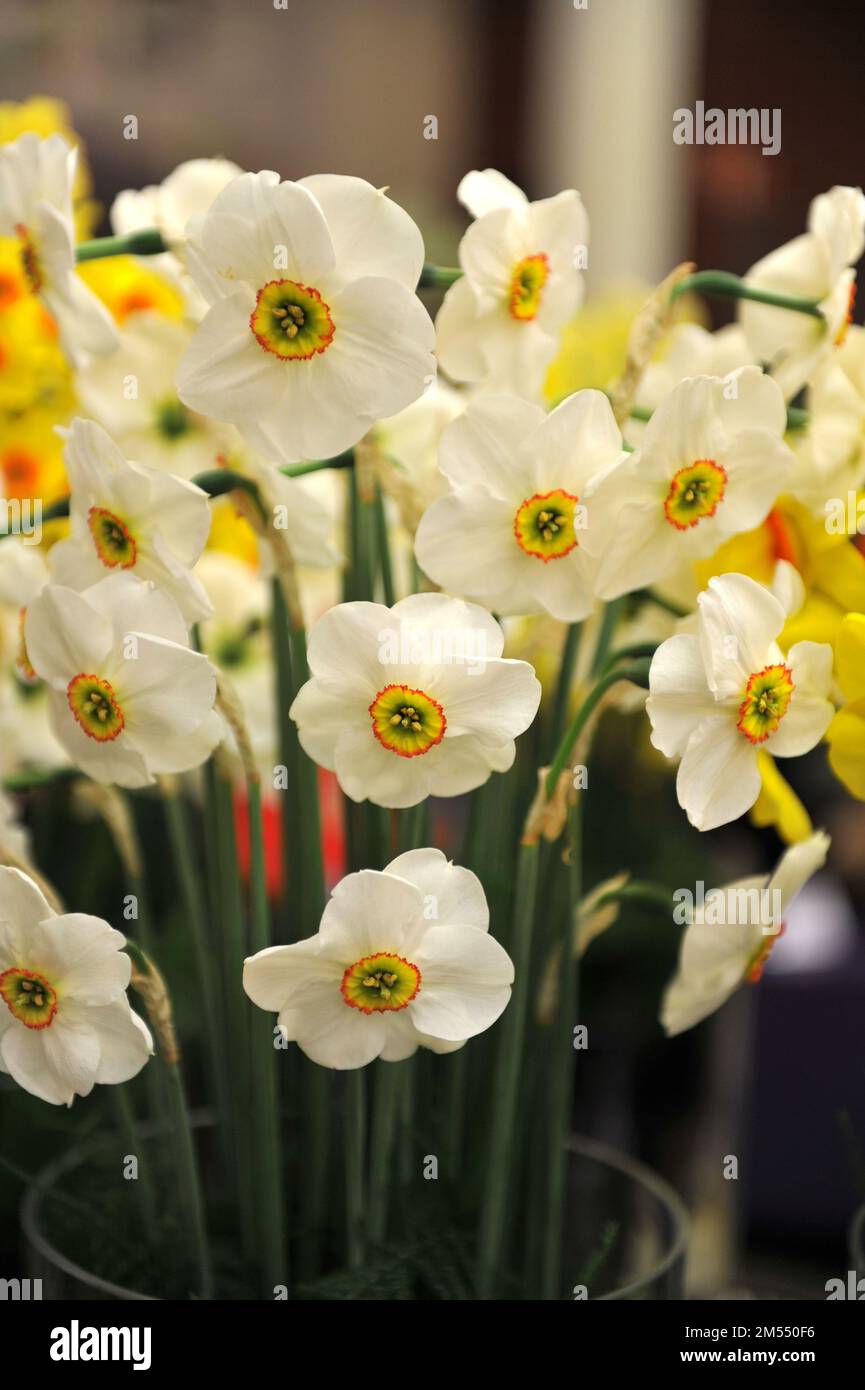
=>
[827,611,865,797]
[77,255,184,325]
[750,750,813,844]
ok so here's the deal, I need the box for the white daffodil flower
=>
[436,168,588,399]
[47,418,213,624]
[415,390,624,620]
[175,171,435,464]
[0,866,152,1104]
[590,368,793,600]
[24,571,220,788]
[111,157,244,317]
[225,442,339,569]
[0,133,117,364]
[244,848,513,1068]
[646,573,834,831]
[661,831,830,1035]
[791,324,865,512]
[740,184,865,399]
[195,551,274,771]
[628,322,755,446]
[0,541,67,774]
[290,592,541,808]
[75,313,233,480]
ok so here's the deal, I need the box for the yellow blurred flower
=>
[0,408,68,509]
[694,497,865,649]
[0,96,98,238]
[206,496,259,568]
[78,256,184,325]
[827,612,865,798]
[750,751,813,844]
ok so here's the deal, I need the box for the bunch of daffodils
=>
[0,108,861,1302]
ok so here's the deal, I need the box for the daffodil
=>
[77,254,184,325]
[290,592,541,808]
[661,832,830,1034]
[0,133,117,364]
[244,848,513,1068]
[47,418,213,623]
[791,324,865,511]
[646,573,833,831]
[741,184,865,399]
[24,571,220,787]
[176,171,435,464]
[826,611,865,797]
[415,389,625,620]
[0,866,153,1104]
[591,368,793,599]
[436,168,588,399]
[75,313,230,481]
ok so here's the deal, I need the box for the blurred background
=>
[1,0,864,1299]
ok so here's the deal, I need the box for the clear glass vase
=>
[21,1129,689,1300]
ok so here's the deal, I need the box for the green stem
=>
[545,661,652,797]
[548,623,581,759]
[75,229,168,261]
[596,881,675,913]
[279,452,354,479]
[373,481,396,606]
[163,1060,214,1298]
[247,777,288,1295]
[110,1087,157,1232]
[589,599,623,677]
[541,794,582,1298]
[367,1063,401,1245]
[161,789,230,1153]
[602,640,659,670]
[345,1069,367,1268]
[671,270,823,319]
[477,839,540,1298]
[418,263,462,289]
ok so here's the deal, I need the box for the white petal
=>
[646,634,715,758]
[411,924,513,1041]
[457,169,527,219]
[243,939,340,1012]
[697,573,785,699]
[0,866,54,934]
[766,640,833,757]
[437,393,543,496]
[383,847,489,934]
[317,867,425,960]
[676,715,761,831]
[92,1004,153,1084]
[199,172,335,288]
[298,174,424,289]
[24,584,113,690]
[1,1025,72,1104]
[768,830,831,914]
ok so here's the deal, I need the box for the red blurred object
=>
[233,768,346,902]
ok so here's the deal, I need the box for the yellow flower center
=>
[737,663,795,745]
[514,489,579,561]
[15,223,43,294]
[369,683,446,757]
[663,459,727,530]
[0,967,58,1029]
[341,952,421,1013]
[67,673,126,742]
[88,506,138,569]
[250,279,335,360]
[508,253,549,321]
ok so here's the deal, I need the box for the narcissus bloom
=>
[415,390,625,620]
[436,168,588,399]
[176,171,435,463]
[646,573,834,831]
[661,832,830,1035]
[244,848,513,1068]
[741,184,865,399]
[826,612,865,798]
[591,368,793,599]
[290,593,541,808]
[47,418,213,623]
[792,324,865,510]
[111,156,243,250]
[0,867,152,1104]
[0,133,117,363]
[75,313,232,480]
[24,572,220,787]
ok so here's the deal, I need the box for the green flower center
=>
[87,506,137,569]
[369,684,446,757]
[341,953,421,1013]
[737,663,795,745]
[0,967,58,1029]
[514,489,579,561]
[663,459,728,530]
[67,673,126,742]
[250,279,335,360]
[155,398,193,440]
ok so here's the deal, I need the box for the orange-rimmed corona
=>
[0,966,58,1030]
[737,663,795,745]
[369,683,446,757]
[663,459,728,530]
[67,673,126,742]
[514,488,578,561]
[250,278,335,360]
[508,253,549,321]
[341,952,421,1013]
